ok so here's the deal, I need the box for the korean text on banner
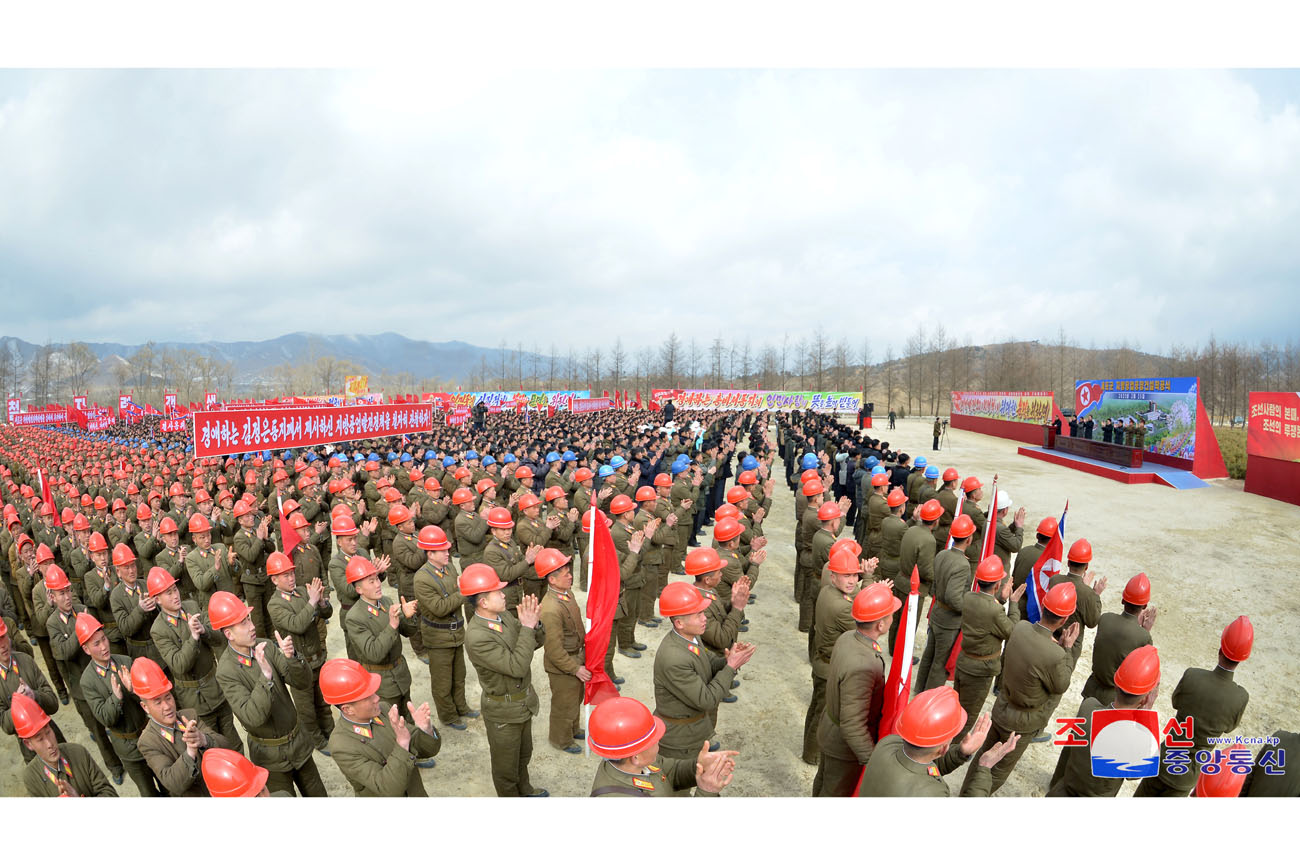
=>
[192,403,433,458]
[951,391,1054,425]
[1247,392,1300,463]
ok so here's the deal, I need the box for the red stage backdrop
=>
[192,403,433,458]
[950,390,1059,446]
[1244,391,1300,507]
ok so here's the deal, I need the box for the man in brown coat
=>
[1081,572,1157,706]
[536,549,590,753]
[412,525,477,729]
[133,656,230,796]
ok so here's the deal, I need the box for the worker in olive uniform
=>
[321,657,441,797]
[387,504,428,662]
[652,581,756,794]
[0,616,64,764]
[210,590,327,796]
[891,499,942,656]
[876,488,907,594]
[857,686,1016,797]
[110,544,162,664]
[412,525,478,729]
[813,581,898,797]
[147,565,244,752]
[12,692,117,797]
[536,549,590,753]
[133,656,231,797]
[481,506,542,614]
[803,546,863,766]
[343,556,423,732]
[1135,616,1252,798]
[231,502,276,639]
[952,556,1024,741]
[1046,538,1106,680]
[183,513,239,614]
[1081,572,1157,706]
[916,515,976,693]
[588,696,737,797]
[1048,645,1161,797]
[266,551,334,752]
[959,582,1080,795]
[462,563,548,797]
[453,490,490,566]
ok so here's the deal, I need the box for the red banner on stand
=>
[191,403,434,458]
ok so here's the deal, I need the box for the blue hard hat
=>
[368,452,380,462]
[263,450,272,461]
[400,453,412,463]
[672,457,690,474]
[610,455,626,469]
[466,450,479,461]
[482,455,495,467]
[915,456,927,468]
[925,465,940,479]
[598,465,615,478]
[353,454,364,462]
[502,453,517,464]
[561,450,576,462]
[305,452,317,462]
[740,455,758,471]
[872,465,887,476]
[800,454,819,471]
[442,456,456,468]
[282,450,292,460]
[546,451,561,463]
[387,452,398,461]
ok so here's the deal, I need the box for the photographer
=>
[933,417,944,451]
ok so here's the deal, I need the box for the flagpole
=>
[584,501,596,758]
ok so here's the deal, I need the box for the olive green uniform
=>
[858,735,990,797]
[413,559,473,724]
[1081,611,1152,706]
[327,706,441,797]
[0,650,64,763]
[185,543,237,614]
[110,580,162,663]
[539,587,586,749]
[137,711,230,796]
[81,654,163,796]
[916,548,969,692]
[465,611,543,797]
[652,630,736,777]
[891,524,936,656]
[808,588,867,789]
[953,590,1016,740]
[454,509,489,566]
[22,742,118,797]
[47,602,123,776]
[483,536,539,614]
[150,600,243,752]
[590,757,718,797]
[268,586,335,749]
[1135,665,1249,797]
[233,527,276,639]
[389,529,427,657]
[345,595,418,720]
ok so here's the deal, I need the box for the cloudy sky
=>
[1,68,1298,354]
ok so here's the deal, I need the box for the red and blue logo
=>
[1090,708,1160,778]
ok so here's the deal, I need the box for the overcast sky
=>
[2,69,1298,355]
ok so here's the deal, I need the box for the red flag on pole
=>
[944,480,997,680]
[635,390,641,409]
[37,467,62,527]
[583,504,621,708]
[879,568,919,735]
[277,495,302,561]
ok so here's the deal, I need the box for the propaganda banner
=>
[163,393,178,415]
[159,418,188,433]
[951,390,1055,425]
[72,395,88,411]
[192,403,433,458]
[119,393,132,412]
[5,398,18,421]
[1247,392,1300,462]
[204,392,219,408]
[650,388,862,413]
[343,375,369,398]
[1074,377,1200,460]
[446,405,472,426]
[9,409,70,426]
[569,396,614,413]
[421,390,589,411]
[86,417,113,432]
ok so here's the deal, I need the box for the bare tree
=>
[62,342,99,396]
[28,342,56,406]
[832,338,850,392]
[882,343,896,415]
[610,338,626,393]
[795,338,810,390]
[740,338,752,388]
[546,343,558,391]
[659,332,681,385]
[810,326,828,391]
[686,338,702,388]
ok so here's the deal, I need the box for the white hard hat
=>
[994,490,1013,512]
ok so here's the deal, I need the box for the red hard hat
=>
[75,612,104,646]
[35,543,55,564]
[416,525,451,551]
[80,493,93,508]
[886,489,907,508]
[266,552,294,577]
[157,516,179,535]
[271,469,289,484]
[281,499,300,515]
[146,566,177,597]
[684,547,723,577]
[451,488,475,506]
[828,548,862,575]
[544,486,565,503]
[188,513,212,533]
[72,513,91,532]
[572,468,595,483]
[713,517,743,543]
[485,507,514,528]
[942,467,959,482]
[607,494,634,515]
[452,467,470,481]
[654,473,672,488]
[816,502,841,521]
[895,686,967,748]
[800,468,820,484]
[634,486,657,503]
[801,479,824,498]
[208,590,253,630]
[169,481,187,496]
[581,510,613,533]
[364,461,380,472]
[202,749,269,798]
[1122,573,1151,606]
[424,478,441,494]
[1043,582,1077,618]
[852,582,901,622]
[514,466,533,479]
[535,548,572,579]
[131,657,174,700]
[458,563,507,596]
[713,504,740,522]
[588,697,666,760]
[1068,538,1093,564]
[327,479,345,495]
[288,512,309,530]
[659,582,711,617]
[383,487,404,503]
[387,504,412,527]
[830,538,862,559]
[1220,616,1253,662]
[232,500,252,518]
[1114,645,1160,695]
[961,476,982,493]
[949,514,975,539]
[112,544,136,567]
[44,565,71,591]
[871,473,889,488]
[726,486,750,504]
[344,556,378,585]
[319,658,382,706]
[93,496,108,511]
[9,692,52,739]
[330,504,352,521]
[975,555,1005,584]
[331,515,358,536]
[918,499,943,522]
[737,470,758,486]
[1036,517,1058,537]
[408,469,424,483]
[39,503,54,517]
[517,493,541,511]
[87,532,109,553]
[137,503,153,520]
[1195,751,1249,798]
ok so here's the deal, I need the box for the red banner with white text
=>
[192,403,433,458]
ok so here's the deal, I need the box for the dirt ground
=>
[3,415,1295,797]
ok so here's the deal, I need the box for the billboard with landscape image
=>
[1073,377,1200,460]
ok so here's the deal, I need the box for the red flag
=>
[37,467,62,527]
[277,496,302,561]
[880,568,919,736]
[635,389,641,409]
[944,480,998,680]
[583,505,621,707]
